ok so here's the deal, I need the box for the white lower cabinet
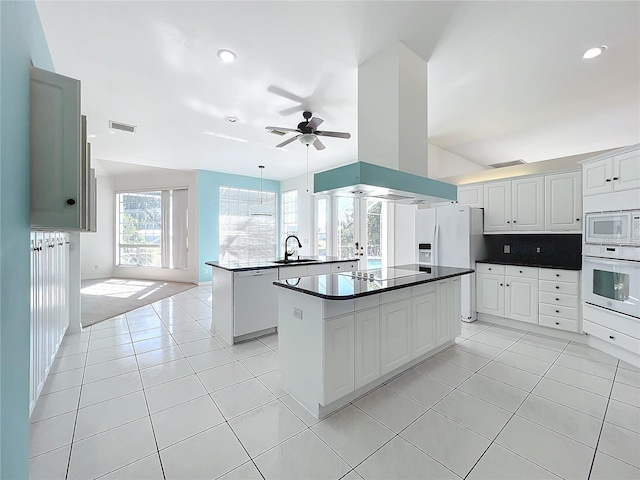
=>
[380,299,412,375]
[476,273,505,317]
[354,308,380,389]
[278,276,464,417]
[436,280,451,345]
[411,285,437,357]
[504,277,539,324]
[476,263,581,334]
[323,313,355,405]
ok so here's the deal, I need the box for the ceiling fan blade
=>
[307,117,324,130]
[279,105,305,116]
[276,135,300,148]
[313,138,326,150]
[266,126,299,133]
[315,131,351,139]
[267,85,305,104]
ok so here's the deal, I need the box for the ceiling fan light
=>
[217,49,236,63]
[583,45,607,59]
[299,133,317,146]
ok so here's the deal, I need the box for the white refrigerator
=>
[416,205,486,322]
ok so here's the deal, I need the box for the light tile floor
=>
[30,285,640,479]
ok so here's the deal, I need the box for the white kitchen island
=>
[206,257,358,345]
[274,264,474,418]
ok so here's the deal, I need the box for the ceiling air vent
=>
[371,193,413,201]
[488,159,526,168]
[109,121,137,133]
[268,129,287,136]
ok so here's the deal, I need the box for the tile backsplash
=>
[485,234,582,269]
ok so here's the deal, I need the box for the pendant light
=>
[251,165,272,217]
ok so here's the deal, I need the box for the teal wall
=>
[0,1,54,477]
[198,170,280,282]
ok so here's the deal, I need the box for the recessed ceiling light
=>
[217,49,236,63]
[225,116,238,123]
[583,45,607,59]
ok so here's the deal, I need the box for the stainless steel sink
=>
[271,258,317,264]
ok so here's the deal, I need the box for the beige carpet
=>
[81,278,197,327]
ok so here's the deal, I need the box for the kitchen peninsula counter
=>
[206,255,358,272]
[275,264,474,418]
[207,257,359,345]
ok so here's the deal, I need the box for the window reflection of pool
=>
[368,259,382,269]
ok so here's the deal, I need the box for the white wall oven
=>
[583,256,640,318]
[585,210,640,246]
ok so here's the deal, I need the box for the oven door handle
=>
[583,256,640,268]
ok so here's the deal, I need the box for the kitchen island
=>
[206,256,358,345]
[273,264,474,418]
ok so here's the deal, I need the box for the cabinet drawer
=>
[539,269,580,283]
[278,265,308,280]
[476,263,505,275]
[539,315,580,333]
[307,263,331,276]
[324,300,354,319]
[539,291,579,308]
[583,303,640,339]
[539,280,579,295]
[539,303,579,320]
[584,320,640,353]
[380,287,412,305]
[330,261,358,273]
[506,265,539,279]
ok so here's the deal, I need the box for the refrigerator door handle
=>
[434,224,440,266]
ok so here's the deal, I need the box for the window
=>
[282,190,298,242]
[116,189,188,268]
[219,186,277,262]
[315,196,329,256]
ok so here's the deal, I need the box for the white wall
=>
[81,175,114,280]
[428,144,487,179]
[82,168,199,284]
[280,173,314,256]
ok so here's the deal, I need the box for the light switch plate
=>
[293,308,303,319]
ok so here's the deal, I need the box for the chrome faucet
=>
[284,235,302,262]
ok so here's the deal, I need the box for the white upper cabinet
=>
[511,177,544,231]
[30,66,94,231]
[614,149,640,192]
[583,147,640,196]
[545,171,582,231]
[484,181,512,232]
[483,171,582,233]
[583,158,612,196]
[457,184,483,208]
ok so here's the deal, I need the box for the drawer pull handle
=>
[499,283,503,286]
[519,270,523,273]
[556,298,560,301]
[577,218,580,221]
[556,274,560,277]
[506,284,510,287]
[507,221,510,224]
[556,286,560,290]
[609,335,615,340]
[513,220,517,223]
[555,310,560,313]
[488,268,491,271]
[613,177,619,181]
[606,178,612,182]
[555,322,559,325]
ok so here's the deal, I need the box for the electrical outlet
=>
[94,264,99,270]
[204,267,210,274]
[536,247,541,253]
[293,308,303,319]
[503,245,510,254]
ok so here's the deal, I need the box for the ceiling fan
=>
[266,111,351,150]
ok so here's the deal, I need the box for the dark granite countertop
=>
[206,256,359,272]
[476,259,581,271]
[273,264,474,300]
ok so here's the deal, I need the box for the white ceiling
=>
[36,1,640,181]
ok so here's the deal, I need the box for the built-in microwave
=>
[583,256,640,319]
[585,210,640,246]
